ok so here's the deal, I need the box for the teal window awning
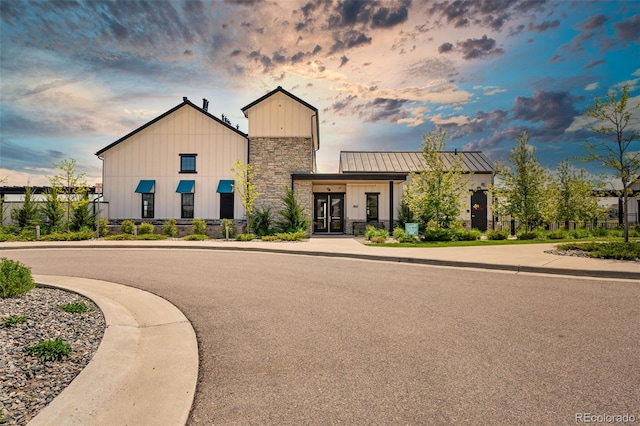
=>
[216,180,234,193]
[135,180,155,193]
[176,180,195,193]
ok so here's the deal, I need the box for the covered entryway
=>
[471,191,488,231]
[314,193,344,233]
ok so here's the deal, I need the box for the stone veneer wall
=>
[249,136,314,232]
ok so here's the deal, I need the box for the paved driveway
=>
[5,248,639,425]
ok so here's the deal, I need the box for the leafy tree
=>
[231,160,259,231]
[583,83,639,242]
[49,158,88,232]
[42,187,65,232]
[70,192,95,231]
[494,131,549,232]
[276,186,309,233]
[542,161,602,227]
[11,185,40,228]
[402,129,469,229]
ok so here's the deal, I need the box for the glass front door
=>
[314,194,344,233]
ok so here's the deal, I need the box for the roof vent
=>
[183,97,188,102]
[202,98,209,111]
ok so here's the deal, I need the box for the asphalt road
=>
[4,248,639,425]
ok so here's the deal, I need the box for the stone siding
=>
[249,136,314,226]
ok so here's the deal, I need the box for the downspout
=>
[389,180,394,233]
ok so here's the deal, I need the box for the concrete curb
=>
[6,243,639,281]
[28,275,198,426]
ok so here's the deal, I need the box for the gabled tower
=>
[241,87,319,226]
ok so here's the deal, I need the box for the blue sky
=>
[1,0,639,186]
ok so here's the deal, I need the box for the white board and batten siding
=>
[245,91,316,138]
[100,105,247,220]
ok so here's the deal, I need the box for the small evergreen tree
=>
[42,187,65,232]
[11,185,40,229]
[49,158,88,232]
[276,186,309,233]
[70,192,95,231]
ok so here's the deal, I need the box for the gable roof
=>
[95,99,247,157]
[241,86,318,116]
[339,151,494,174]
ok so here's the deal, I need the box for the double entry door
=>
[314,194,344,233]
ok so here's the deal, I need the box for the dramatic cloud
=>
[584,59,605,70]
[457,35,504,60]
[614,15,640,42]
[513,90,579,131]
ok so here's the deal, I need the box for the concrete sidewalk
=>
[27,275,198,426]
[3,237,639,280]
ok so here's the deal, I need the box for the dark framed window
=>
[220,193,234,219]
[180,154,197,173]
[366,193,379,222]
[181,193,194,218]
[142,193,154,219]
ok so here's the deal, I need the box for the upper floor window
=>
[180,154,197,173]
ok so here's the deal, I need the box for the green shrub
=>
[0,258,36,298]
[192,219,207,235]
[40,230,94,241]
[517,231,537,240]
[236,233,256,241]
[275,230,307,241]
[452,228,481,241]
[121,220,135,235]
[260,235,279,241]
[98,217,109,237]
[370,235,387,243]
[365,225,389,241]
[2,315,28,327]
[557,242,640,261]
[569,228,591,239]
[163,219,178,237]
[250,208,272,236]
[138,222,155,235]
[220,218,235,239]
[104,233,134,240]
[59,302,88,313]
[422,228,453,241]
[135,234,167,240]
[548,230,567,240]
[184,234,209,241]
[591,227,608,237]
[393,227,417,242]
[486,229,509,240]
[24,338,71,362]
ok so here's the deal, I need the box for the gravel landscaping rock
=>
[0,287,105,425]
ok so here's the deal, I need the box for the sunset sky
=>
[1,0,638,186]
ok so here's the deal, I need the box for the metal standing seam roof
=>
[339,151,493,173]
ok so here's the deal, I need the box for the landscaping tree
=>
[231,160,259,232]
[542,161,602,228]
[42,186,65,232]
[494,131,549,232]
[49,158,88,232]
[276,186,309,233]
[583,83,639,242]
[11,185,40,228]
[70,191,96,231]
[402,128,469,229]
